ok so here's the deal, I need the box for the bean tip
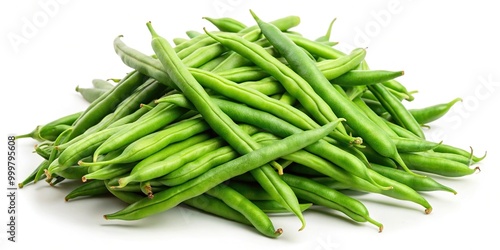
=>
[424,207,432,214]
[81,176,88,183]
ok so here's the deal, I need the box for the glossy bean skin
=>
[206,184,282,238]
[147,22,309,229]
[104,121,337,221]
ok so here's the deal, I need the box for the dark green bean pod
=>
[18,160,47,188]
[16,112,82,142]
[228,182,273,201]
[409,98,462,125]
[55,165,89,180]
[64,180,108,201]
[82,163,135,182]
[400,152,480,177]
[370,163,456,194]
[330,70,404,87]
[203,16,247,33]
[206,184,283,238]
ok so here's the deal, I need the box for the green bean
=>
[433,144,486,163]
[392,137,442,153]
[46,124,129,176]
[84,78,167,134]
[352,96,398,137]
[409,98,462,125]
[160,145,237,186]
[203,17,247,33]
[330,70,404,87]
[370,164,456,194]
[188,68,359,145]
[147,22,309,229]
[19,160,47,188]
[117,137,227,187]
[55,165,89,180]
[206,30,344,134]
[80,116,210,167]
[281,173,383,232]
[67,70,149,140]
[400,152,480,177]
[82,162,136,182]
[251,12,412,174]
[75,85,109,103]
[65,180,108,201]
[173,37,188,45]
[382,79,414,101]
[216,66,270,82]
[227,182,272,201]
[206,184,282,238]
[252,200,313,214]
[315,18,336,42]
[183,194,252,227]
[92,103,186,160]
[104,120,337,222]
[104,180,145,204]
[368,83,425,139]
[186,30,203,39]
[212,97,386,190]
[16,111,82,142]
[91,79,114,90]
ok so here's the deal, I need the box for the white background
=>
[1,0,500,249]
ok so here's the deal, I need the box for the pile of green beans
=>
[17,11,486,238]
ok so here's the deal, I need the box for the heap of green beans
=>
[17,11,485,238]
